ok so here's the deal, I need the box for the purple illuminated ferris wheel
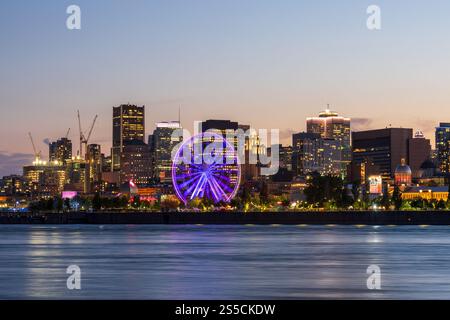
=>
[171,132,241,205]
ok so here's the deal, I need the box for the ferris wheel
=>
[171,132,241,205]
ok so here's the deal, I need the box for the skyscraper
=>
[199,119,244,185]
[64,158,89,193]
[120,140,152,186]
[352,128,413,179]
[270,145,293,172]
[292,132,323,176]
[408,131,431,178]
[49,137,72,164]
[86,144,102,192]
[112,104,145,171]
[23,161,66,197]
[436,123,450,175]
[322,138,343,176]
[200,119,239,136]
[150,121,182,183]
[306,107,351,177]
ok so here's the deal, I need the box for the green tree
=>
[119,196,129,208]
[281,197,290,208]
[392,185,403,210]
[339,186,353,209]
[131,195,141,209]
[53,197,63,212]
[437,199,446,210]
[92,193,102,211]
[381,189,390,209]
[162,196,181,211]
[259,180,269,205]
[46,198,54,211]
[351,180,361,202]
[447,182,450,208]
[304,172,343,208]
[241,182,252,204]
[63,198,71,212]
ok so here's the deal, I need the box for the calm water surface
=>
[1,224,450,299]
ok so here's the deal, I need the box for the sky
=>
[1,0,450,176]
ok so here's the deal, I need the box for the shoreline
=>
[2,211,450,225]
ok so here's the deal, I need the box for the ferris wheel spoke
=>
[205,176,220,202]
[215,178,233,193]
[209,176,228,201]
[199,175,209,198]
[184,175,204,199]
[207,181,222,202]
[190,173,208,200]
[178,174,203,190]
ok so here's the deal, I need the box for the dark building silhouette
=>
[199,119,257,184]
[292,132,322,176]
[352,128,416,179]
[306,108,351,177]
[150,121,182,183]
[86,144,102,192]
[112,104,145,172]
[408,131,431,178]
[436,123,450,174]
[120,140,152,186]
[49,137,72,164]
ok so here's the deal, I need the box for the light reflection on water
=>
[1,224,450,299]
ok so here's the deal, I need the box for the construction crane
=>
[65,128,71,139]
[77,110,98,159]
[28,132,42,162]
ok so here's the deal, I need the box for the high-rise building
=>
[408,131,431,178]
[436,123,450,175]
[322,138,342,176]
[199,119,261,180]
[270,145,293,172]
[237,124,260,181]
[101,154,112,173]
[86,144,102,192]
[306,107,351,175]
[266,145,293,182]
[64,158,89,193]
[23,160,66,197]
[112,104,145,171]
[120,140,152,186]
[292,132,323,176]
[352,128,413,179]
[200,119,239,136]
[292,133,342,177]
[199,119,245,185]
[0,175,30,196]
[150,121,182,183]
[101,154,120,187]
[49,138,72,164]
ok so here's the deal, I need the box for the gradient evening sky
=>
[1,0,450,176]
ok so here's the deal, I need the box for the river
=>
[0,224,449,299]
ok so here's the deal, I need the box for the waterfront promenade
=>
[2,211,450,225]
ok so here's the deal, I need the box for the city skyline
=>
[0,104,443,178]
[3,0,450,176]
